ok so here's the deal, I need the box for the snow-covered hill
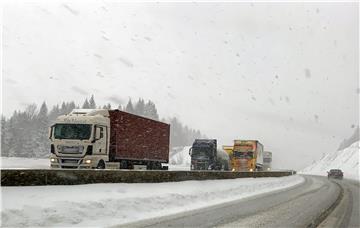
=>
[169,146,191,171]
[302,141,359,180]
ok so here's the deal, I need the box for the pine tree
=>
[61,102,66,113]
[82,99,90,109]
[89,95,96,109]
[144,100,159,120]
[169,117,185,147]
[14,105,38,157]
[48,104,60,122]
[6,113,17,157]
[39,102,48,118]
[125,99,135,114]
[68,101,76,113]
[134,98,145,116]
[102,103,112,110]
[37,102,50,157]
[1,116,9,156]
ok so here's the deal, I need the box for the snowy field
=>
[0,157,50,169]
[0,146,192,171]
[301,141,359,181]
[0,156,190,171]
[1,175,304,227]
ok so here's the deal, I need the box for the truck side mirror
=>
[95,127,101,140]
[48,126,53,140]
[189,147,192,156]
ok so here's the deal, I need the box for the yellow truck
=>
[231,140,264,172]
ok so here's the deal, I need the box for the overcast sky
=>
[2,1,359,170]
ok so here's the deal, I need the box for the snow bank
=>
[169,146,191,171]
[0,146,190,170]
[0,157,49,169]
[301,141,359,181]
[1,175,304,227]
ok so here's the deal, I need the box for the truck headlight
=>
[232,168,235,172]
[267,168,270,171]
[85,159,92,164]
[249,168,253,172]
[50,158,57,163]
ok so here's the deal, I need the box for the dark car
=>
[327,169,343,180]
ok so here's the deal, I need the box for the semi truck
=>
[263,151,272,171]
[189,139,230,171]
[232,140,264,171]
[49,109,170,169]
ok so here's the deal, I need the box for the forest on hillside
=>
[1,96,205,157]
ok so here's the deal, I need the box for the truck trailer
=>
[49,109,170,169]
[232,140,264,171]
[189,139,230,171]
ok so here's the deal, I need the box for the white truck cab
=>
[49,109,110,169]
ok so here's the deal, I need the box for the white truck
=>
[49,109,170,169]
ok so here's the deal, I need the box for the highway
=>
[120,175,359,228]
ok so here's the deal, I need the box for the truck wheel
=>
[120,160,128,169]
[96,160,105,169]
[155,162,163,170]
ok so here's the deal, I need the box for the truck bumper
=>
[50,156,97,169]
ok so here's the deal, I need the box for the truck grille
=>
[60,146,83,154]
[60,158,81,169]
[239,159,248,171]
[61,159,79,164]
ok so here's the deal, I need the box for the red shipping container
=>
[108,110,170,163]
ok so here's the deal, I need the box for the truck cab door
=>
[94,126,107,155]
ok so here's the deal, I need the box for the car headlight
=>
[84,159,92,164]
[50,158,57,163]
[249,168,253,172]
[232,168,235,172]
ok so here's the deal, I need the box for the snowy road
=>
[319,178,360,228]
[120,175,359,228]
[1,175,302,227]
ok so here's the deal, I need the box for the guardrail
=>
[1,169,296,186]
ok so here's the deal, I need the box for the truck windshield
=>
[233,151,253,159]
[54,124,92,140]
[191,148,211,158]
[264,157,272,162]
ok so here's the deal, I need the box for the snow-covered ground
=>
[0,147,191,170]
[169,146,191,171]
[0,157,50,169]
[1,175,304,227]
[301,141,359,181]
